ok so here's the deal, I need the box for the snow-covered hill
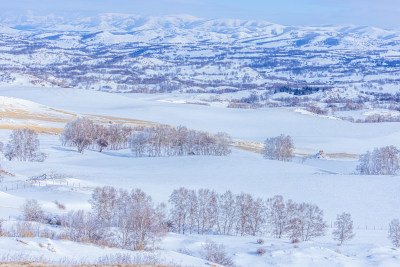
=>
[0,14,399,96]
[0,88,400,266]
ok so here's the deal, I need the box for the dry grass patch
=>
[233,141,264,153]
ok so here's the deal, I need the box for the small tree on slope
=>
[332,212,355,245]
[262,134,295,162]
[388,219,400,248]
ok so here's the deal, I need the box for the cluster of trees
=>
[130,126,231,157]
[263,134,295,162]
[61,118,232,157]
[64,187,167,250]
[1,128,46,162]
[24,186,400,253]
[169,189,327,241]
[357,146,400,175]
[61,118,136,153]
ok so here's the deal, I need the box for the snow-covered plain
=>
[0,86,400,266]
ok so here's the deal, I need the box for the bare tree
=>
[247,197,266,236]
[332,212,355,245]
[114,188,167,250]
[129,131,150,157]
[388,219,400,248]
[262,134,295,161]
[196,189,217,235]
[22,199,45,222]
[216,191,237,235]
[235,193,253,236]
[5,128,46,161]
[266,195,288,239]
[169,187,190,234]
[90,186,118,227]
[357,146,400,175]
[61,118,95,153]
[286,202,327,241]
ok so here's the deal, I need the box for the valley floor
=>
[0,86,400,266]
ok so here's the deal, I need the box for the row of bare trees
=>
[61,118,232,157]
[130,126,231,157]
[60,118,136,153]
[169,188,327,241]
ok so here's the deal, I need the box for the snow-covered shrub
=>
[22,199,45,222]
[201,240,234,267]
[262,134,295,161]
[96,253,162,265]
[14,221,39,237]
[256,247,267,255]
[357,146,400,175]
[388,219,400,248]
[257,238,265,244]
[54,200,66,210]
[4,128,46,162]
[60,210,110,245]
[332,212,355,245]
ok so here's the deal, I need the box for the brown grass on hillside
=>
[232,141,264,153]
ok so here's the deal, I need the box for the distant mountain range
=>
[0,13,399,97]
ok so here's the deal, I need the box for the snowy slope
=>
[0,87,400,265]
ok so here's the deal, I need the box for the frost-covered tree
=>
[332,212,355,245]
[235,193,254,236]
[196,188,217,235]
[61,118,96,153]
[262,134,295,161]
[357,146,400,175]
[129,126,231,157]
[216,191,237,235]
[168,187,190,234]
[266,195,288,239]
[22,199,45,222]
[120,188,166,250]
[90,186,118,227]
[129,131,150,157]
[5,128,46,161]
[286,202,327,241]
[388,219,400,248]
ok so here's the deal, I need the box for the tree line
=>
[61,118,232,156]
[16,185,400,253]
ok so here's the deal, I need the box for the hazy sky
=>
[1,0,399,28]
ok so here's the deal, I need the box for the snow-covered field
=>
[0,86,400,266]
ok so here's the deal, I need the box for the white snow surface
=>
[0,86,400,266]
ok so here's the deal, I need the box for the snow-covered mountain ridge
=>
[0,13,399,96]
